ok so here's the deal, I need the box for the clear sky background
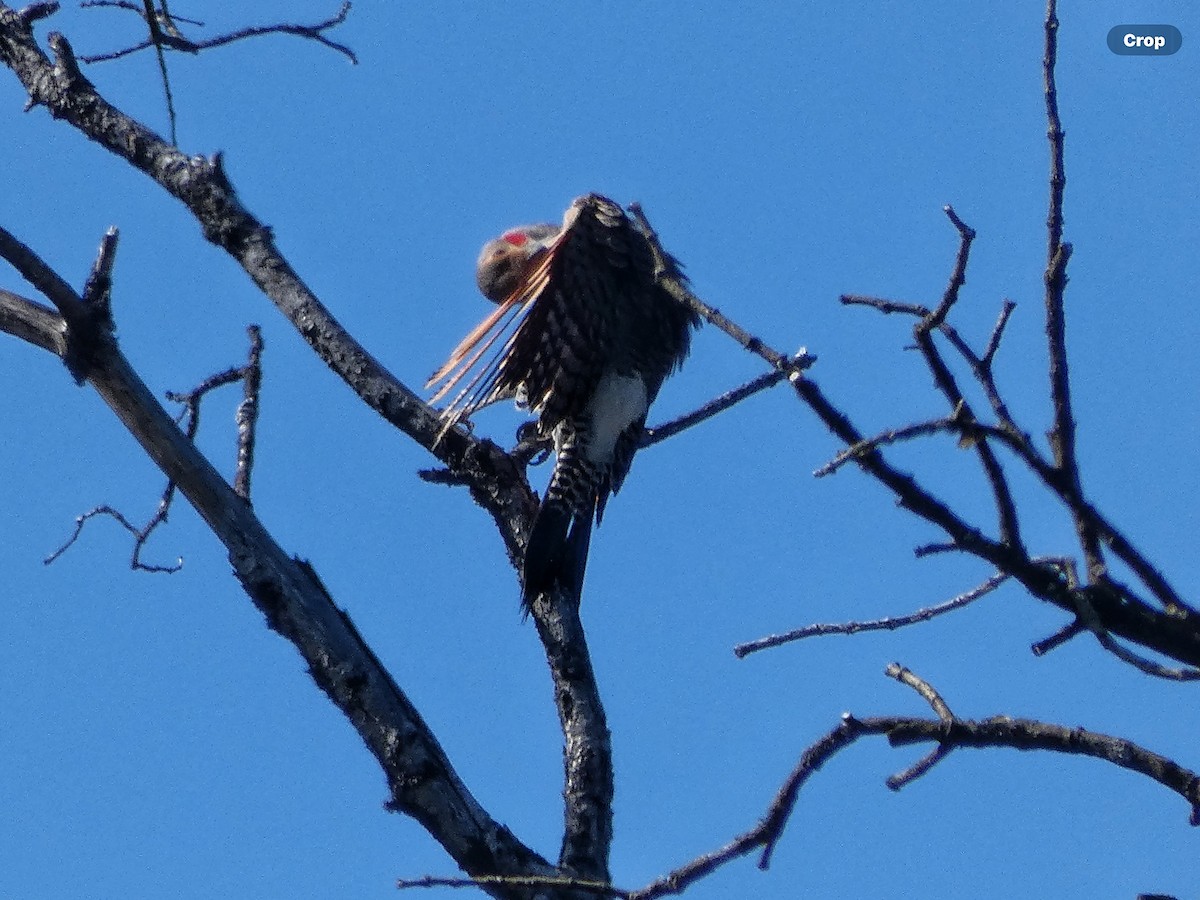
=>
[2,2,1197,898]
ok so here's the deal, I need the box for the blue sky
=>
[2,2,1197,898]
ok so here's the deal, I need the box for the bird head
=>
[475,223,559,303]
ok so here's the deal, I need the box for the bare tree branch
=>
[881,663,955,789]
[642,363,807,449]
[397,874,621,897]
[79,1,357,65]
[1037,0,1105,595]
[738,0,1198,673]
[525,587,615,881]
[16,1,57,26]
[1028,561,1200,680]
[164,324,264,501]
[1031,618,1087,656]
[0,285,65,356]
[618,666,1200,899]
[41,314,265,569]
[43,503,183,572]
[1,7,619,887]
[805,351,1193,664]
[981,298,1017,369]
[0,6,540,579]
[842,292,1020,429]
[0,221,557,897]
[628,201,814,383]
[813,416,956,477]
[3,2,1197,896]
[734,573,1010,658]
[913,207,1023,550]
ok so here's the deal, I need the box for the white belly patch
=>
[583,372,648,464]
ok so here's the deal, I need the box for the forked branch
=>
[729,0,1195,673]
[1,5,616,886]
[400,665,1200,898]
[0,218,554,898]
[79,1,357,64]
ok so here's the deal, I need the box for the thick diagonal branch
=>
[0,228,552,896]
[1,8,614,888]
[0,9,523,518]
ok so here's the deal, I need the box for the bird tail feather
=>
[520,495,595,615]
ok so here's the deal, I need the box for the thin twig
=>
[166,366,250,425]
[80,1,357,64]
[815,417,954,477]
[734,572,1010,658]
[1093,633,1200,682]
[913,541,962,558]
[396,874,621,896]
[883,660,956,790]
[161,326,265,501]
[1041,0,1105,589]
[1043,0,1067,265]
[843,292,1022,430]
[912,207,1022,551]
[968,299,1020,427]
[642,364,805,449]
[886,744,952,790]
[43,504,183,571]
[622,668,1200,898]
[925,204,976,328]
[886,662,954,720]
[840,294,927,317]
[982,299,1017,369]
[1032,619,1087,656]
[141,0,179,143]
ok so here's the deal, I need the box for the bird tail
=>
[520,494,595,615]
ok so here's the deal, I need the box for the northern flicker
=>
[428,194,699,610]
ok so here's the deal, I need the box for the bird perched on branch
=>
[428,194,699,611]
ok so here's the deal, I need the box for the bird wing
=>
[426,196,632,440]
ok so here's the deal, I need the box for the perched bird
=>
[428,194,699,610]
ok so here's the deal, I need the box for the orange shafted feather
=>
[426,293,525,406]
[425,233,563,442]
[426,293,523,395]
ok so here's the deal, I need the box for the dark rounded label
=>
[1107,25,1183,55]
